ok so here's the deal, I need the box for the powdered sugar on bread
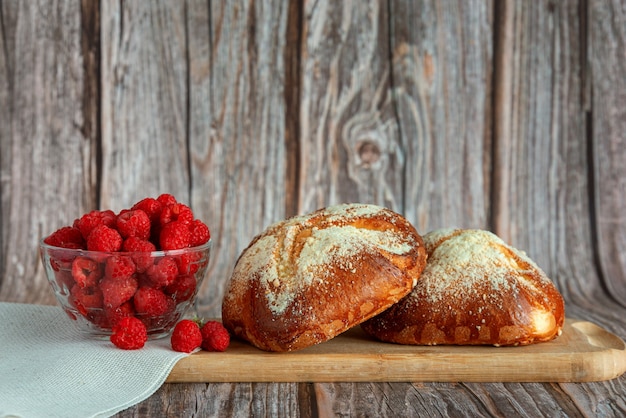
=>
[221,203,428,351]
[362,228,565,346]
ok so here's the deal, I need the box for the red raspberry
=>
[70,284,103,316]
[44,226,85,249]
[122,237,156,273]
[160,203,194,226]
[157,193,178,207]
[146,257,178,287]
[104,301,136,327]
[87,224,122,252]
[71,257,102,288]
[200,321,230,352]
[165,274,197,302]
[189,219,210,247]
[131,197,163,223]
[76,210,116,240]
[176,250,207,275]
[116,209,151,240]
[110,316,147,350]
[159,221,191,250]
[104,255,136,280]
[170,319,203,353]
[100,275,138,309]
[133,287,174,318]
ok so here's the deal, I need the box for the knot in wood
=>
[357,141,381,168]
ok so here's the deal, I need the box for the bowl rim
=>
[39,238,212,257]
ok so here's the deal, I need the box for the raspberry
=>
[44,226,85,249]
[159,221,191,250]
[70,284,103,316]
[175,251,205,275]
[200,321,230,352]
[133,287,174,317]
[71,256,102,288]
[87,224,123,252]
[146,257,178,287]
[100,275,138,309]
[122,237,156,273]
[189,219,210,247]
[157,193,178,207]
[116,209,151,240]
[160,203,194,226]
[131,197,163,223]
[110,316,147,350]
[104,301,136,327]
[104,255,136,280]
[76,210,116,240]
[165,274,197,302]
[170,319,203,353]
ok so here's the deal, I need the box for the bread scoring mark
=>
[231,204,417,316]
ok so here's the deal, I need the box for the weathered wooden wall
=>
[1,0,625,416]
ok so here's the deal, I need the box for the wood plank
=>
[589,0,626,304]
[167,319,626,383]
[0,0,97,305]
[100,0,190,211]
[184,0,291,318]
[390,0,494,231]
[298,0,400,212]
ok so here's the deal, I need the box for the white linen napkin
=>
[0,302,191,418]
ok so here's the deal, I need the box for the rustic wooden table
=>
[1,0,625,416]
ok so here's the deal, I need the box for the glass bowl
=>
[39,240,211,339]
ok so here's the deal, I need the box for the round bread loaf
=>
[221,203,428,352]
[361,229,565,346]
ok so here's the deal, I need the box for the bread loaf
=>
[362,229,565,346]
[221,203,428,352]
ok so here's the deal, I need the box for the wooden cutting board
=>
[167,318,626,383]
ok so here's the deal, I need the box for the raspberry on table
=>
[44,226,85,249]
[159,221,191,250]
[110,316,147,350]
[200,321,230,352]
[87,224,123,252]
[170,319,203,353]
[116,209,151,240]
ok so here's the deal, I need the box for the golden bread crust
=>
[362,229,565,346]
[221,203,427,352]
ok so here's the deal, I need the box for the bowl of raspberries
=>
[39,194,211,341]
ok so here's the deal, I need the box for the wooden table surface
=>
[1,1,625,416]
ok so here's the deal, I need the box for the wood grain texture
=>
[0,0,96,304]
[0,0,625,417]
[390,0,494,232]
[298,0,401,213]
[168,319,626,383]
[100,0,190,211]
[185,0,291,317]
[590,0,626,305]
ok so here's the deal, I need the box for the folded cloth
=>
[0,302,190,418]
